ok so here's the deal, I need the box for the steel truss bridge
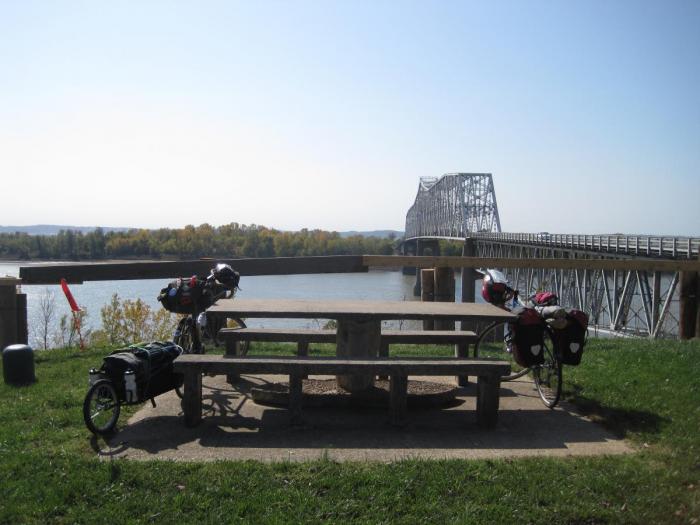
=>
[404,173,700,339]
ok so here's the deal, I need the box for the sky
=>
[1,1,699,235]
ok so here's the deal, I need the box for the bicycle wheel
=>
[83,379,121,436]
[474,321,529,381]
[174,316,202,354]
[227,317,250,356]
[532,329,562,408]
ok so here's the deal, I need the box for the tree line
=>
[0,223,399,260]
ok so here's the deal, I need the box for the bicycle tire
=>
[474,320,529,381]
[532,329,562,408]
[174,316,202,354]
[227,317,250,357]
[83,379,121,436]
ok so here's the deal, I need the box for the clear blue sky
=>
[1,1,698,235]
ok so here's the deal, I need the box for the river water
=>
[1,262,477,338]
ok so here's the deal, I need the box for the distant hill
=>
[0,225,131,235]
[337,230,403,239]
[0,225,404,239]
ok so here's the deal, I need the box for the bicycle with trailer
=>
[82,263,247,435]
[474,269,589,408]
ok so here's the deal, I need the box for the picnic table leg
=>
[390,373,408,426]
[378,340,389,380]
[476,374,500,428]
[297,341,309,379]
[336,318,380,392]
[183,369,202,427]
[225,339,241,385]
[289,371,304,426]
[455,343,470,387]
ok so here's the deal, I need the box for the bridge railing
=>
[472,232,700,259]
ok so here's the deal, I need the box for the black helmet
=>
[212,263,240,289]
[481,269,514,307]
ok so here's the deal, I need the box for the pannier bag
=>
[531,291,559,306]
[158,276,210,314]
[99,342,183,401]
[508,307,546,367]
[554,310,589,365]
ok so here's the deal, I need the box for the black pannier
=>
[553,309,589,365]
[158,276,212,314]
[508,307,546,368]
[100,342,183,401]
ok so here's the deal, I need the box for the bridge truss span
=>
[405,173,501,240]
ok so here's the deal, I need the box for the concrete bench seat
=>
[219,327,479,383]
[173,355,510,429]
[219,327,478,355]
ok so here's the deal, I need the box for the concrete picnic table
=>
[207,298,516,392]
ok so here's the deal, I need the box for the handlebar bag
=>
[508,307,546,367]
[158,276,211,314]
[554,310,589,365]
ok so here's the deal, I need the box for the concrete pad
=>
[99,374,632,462]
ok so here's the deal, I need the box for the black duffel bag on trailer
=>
[508,307,546,368]
[553,310,589,365]
[100,341,183,401]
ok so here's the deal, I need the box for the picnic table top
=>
[207,298,516,322]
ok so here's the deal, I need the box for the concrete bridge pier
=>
[401,240,417,276]
[413,239,441,296]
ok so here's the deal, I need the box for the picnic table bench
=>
[173,354,511,429]
[220,327,479,381]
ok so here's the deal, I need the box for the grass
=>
[1,339,699,524]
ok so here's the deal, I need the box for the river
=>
[1,262,478,338]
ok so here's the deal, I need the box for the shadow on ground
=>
[100,374,633,462]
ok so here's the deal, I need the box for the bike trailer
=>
[553,310,589,365]
[97,342,183,402]
[508,307,546,367]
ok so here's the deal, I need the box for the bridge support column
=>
[413,240,440,296]
[401,240,417,276]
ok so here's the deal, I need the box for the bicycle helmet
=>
[212,263,240,289]
[481,269,514,307]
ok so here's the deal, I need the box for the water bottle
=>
[197,312,207,327]
[124,369,138,403]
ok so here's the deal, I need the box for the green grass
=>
[1,339,699,524]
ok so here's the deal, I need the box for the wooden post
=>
[16,293,28,345]
[434,267,455,330]
[421,269,435,331]
[679,270,698,340]
[0,278,21,351]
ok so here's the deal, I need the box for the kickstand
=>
[150,398,157,408]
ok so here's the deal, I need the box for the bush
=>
[91,293,175,346]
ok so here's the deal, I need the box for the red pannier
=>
[554,309,589,365]
[508,307,546,367]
